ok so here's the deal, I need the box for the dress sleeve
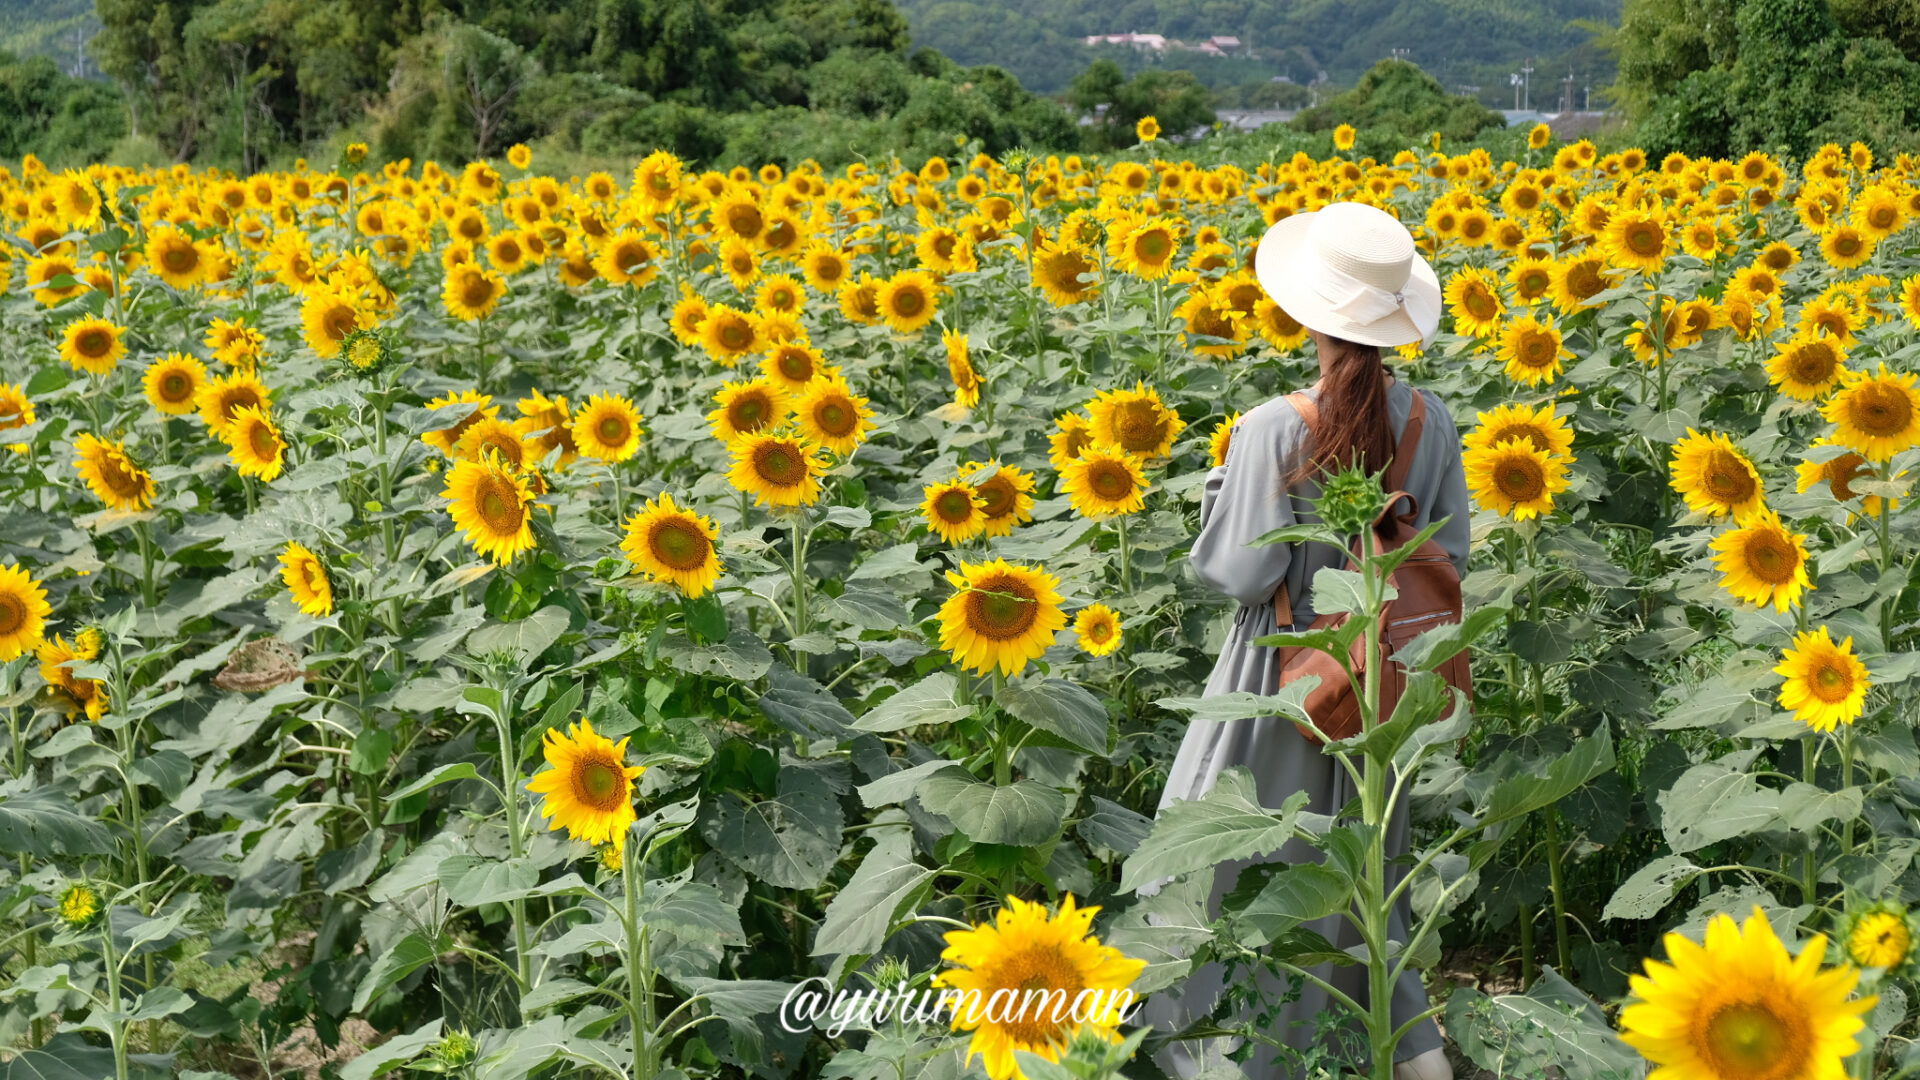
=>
[1421,393,1474,578]
[1189,404,1299,608]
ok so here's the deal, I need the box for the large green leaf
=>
[0,789,118,857]
[700,766,843,889]
[1226,863,1352,947]
[1657,758,1780,854]
[466,605,570,663]
[853,673,970,732]
[1602,855,1701,922]
[811,829,934,957]
[916,769,1068,846]
[995,677,1110,755]
[1119,768,1308,893]
[352,932,441,1012]
[338,1019,443,1080]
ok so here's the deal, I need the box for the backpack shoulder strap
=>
[1384,389,1426,496]
[1271,391,1319,623]
[1285,390,1318,430]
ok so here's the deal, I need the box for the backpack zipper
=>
[1387,609,1453,629]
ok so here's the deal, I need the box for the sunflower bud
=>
[1842,900,1916,974]
[338,326,394,374]
[1314,463,1389,537]
[429,1028,477,1068]
[57,882,102,930]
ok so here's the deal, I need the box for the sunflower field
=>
[3,125,1920,1080]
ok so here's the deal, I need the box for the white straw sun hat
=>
[1253,201,1442,349]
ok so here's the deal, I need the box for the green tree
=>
[1069,57,1215,150]
[1292,58,1504,145]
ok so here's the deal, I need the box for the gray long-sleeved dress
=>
[1144,377,1472,1079]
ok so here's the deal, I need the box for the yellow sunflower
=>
[1711,508,1811,613]
[72,433,154,511]
[761,342,827,395]
[1820,224,1875,271]
[1774,626,1871,733]
[877,270,939,334]
[1496,313,1570,387]
[59,316,126,376]
[708,379,791,443]
[144,227,207,289]
[1796,439,1896,519]
[443,452,539,565]
[223,405,287,481]
[526,718,646,852]
[1074,604,1123,658]
[669,288,710,346]
[570,393,644,463]
[1048,413,1095,472]
[922,480,987,545]
[1445,266,1506,338]
[934,893,1146,1080]
[1086,382,1186,460]
[1464,402,1574,462]
[421,391,498,456]
[944,329,982,409]
[937,560,1068,677]
[38,633,107,721]
[1034,243,1099,306]
[1464,437,1568,520]
[0,562,52,661]
[1768,336,1850,401]
[140,352,205,416]
[453,416,534,469]
[801,244,850,293]
[1842,904,1913,972]
[443,263,506,321]
[727,432,826,507]
[517,390,577,466]
[299,288,365,359]
[1208,413,1240,467]
[1549,253,1612,313]
[1823,364,1920,463]
[1669,429,1766,523]
[278,541,334,616]
[1061,445,1148,519]
[1619,907,1873,1080]
[1602,206,1670,273]
[700,304,760,363]
[793,376,874,455]
[620,492,723,597]
[1111,217,1180,280]
[0,383,35,452]
[962,460,1037,537]
[1137,116,1161,143]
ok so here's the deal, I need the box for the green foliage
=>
[1069,58,1215,150]
[893,0,1620,98]
[0,50,124,165]
[1292,58,1506,145]
[1617,0,1920,159]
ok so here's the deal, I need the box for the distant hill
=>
[0,0,97,72]
[898,0,1620,100]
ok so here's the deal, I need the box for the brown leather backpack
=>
[1272,389,1471,746]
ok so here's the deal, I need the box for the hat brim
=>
[1253,210,1443,349]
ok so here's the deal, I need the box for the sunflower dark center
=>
[1498,456,1545,501]
[934,490,975,523]
[1089,460,1133,499]
[571,756,626,811]
[1744,532,1797,584]
[649,518,710,570]
[1702,1000,1806,1079]
[1850,384,1913,437]
[754,442,803,485]
[248,420,279,459]
[476,475,526,533]
[965,574,1039,640]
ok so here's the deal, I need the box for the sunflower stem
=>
[102,910,130,1080]
[623,840,655,1080]
[1116,516,1133,593]
[133,522,157,607]
[489,681,533,992]
[1801,734,1821,906]
[991,670,1010,788]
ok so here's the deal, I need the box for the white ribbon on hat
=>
[1305,266,1409,325]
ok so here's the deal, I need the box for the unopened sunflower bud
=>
[1315,463,1389,537]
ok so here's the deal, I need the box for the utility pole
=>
[1510,72,1521,110]
[1522,57,1533,112]
[1584,84,1591,111]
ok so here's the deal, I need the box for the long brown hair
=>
[1284,334,1393,487]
